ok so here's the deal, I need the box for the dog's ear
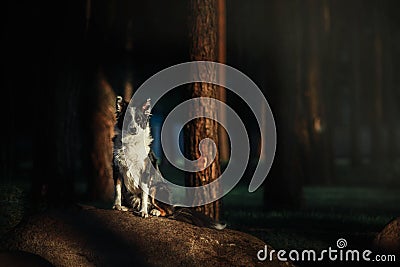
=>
[142,98,151,116]
[116,96,124,113]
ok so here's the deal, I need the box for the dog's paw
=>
[112,204,129,211]
[150,209,161,217]
[139,210,149,218]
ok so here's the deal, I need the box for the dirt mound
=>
[1,206,294,267]
[374,217,400,255]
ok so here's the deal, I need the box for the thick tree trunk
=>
[83,0,121,202]
[32,0,86,206]
[86,69,116,202]
[216,0,229,166]
[186,0,221,221]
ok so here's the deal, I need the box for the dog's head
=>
[115,96,151,135]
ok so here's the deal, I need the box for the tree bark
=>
[82,0,121,202]
[186,0,221,221]
[86,68,116,202]
[216,0,229,166]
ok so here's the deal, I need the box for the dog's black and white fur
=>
[112,96,226,229]
[112,96,157,217]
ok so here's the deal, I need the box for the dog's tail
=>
[149,179,226,230]
[169,208,227,230]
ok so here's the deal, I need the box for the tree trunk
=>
[31,0,86,206]
[371,8,385,166]
[1,75,16,183]
[264,0,303,210]
[385,31,396,163]
[82,0,120,202]
[86,68,116,202]
[319,0,335,184]
[350,1,362,167]
[185,0,221,221]
[302,0,332,185]
[216,0,229,166]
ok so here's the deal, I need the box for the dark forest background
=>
[2,0,400,263]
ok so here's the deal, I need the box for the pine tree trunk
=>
[371,9,384,166]
[304,0,332,184]
[86,68,116,202]
[350,2,362,167]
[216,0,229,166]
[83,0,119,202]
[264,0,303,210]
[186,0,221,221]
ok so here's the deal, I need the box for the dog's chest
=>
[113,126,153,191]
[122,133,151,164]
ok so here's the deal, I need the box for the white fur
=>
[113,106,153,217]
[150,209,161,216]
[139,183,149,218]
[112,183,128,211]
[114,183,122,206]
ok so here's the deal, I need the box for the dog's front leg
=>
[112,177,128,211]
[139,182,149,218]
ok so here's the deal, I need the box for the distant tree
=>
[370,10,384,166]
[1,84,15,183]
[185,0,221,221]
[302,0,333,185]
[31,0,86,206]
[263,0,303,211]
[382,16,397,164]
[350,0,362,167]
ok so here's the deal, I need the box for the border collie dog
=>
[113,96,162,218]
[112,96,226,229]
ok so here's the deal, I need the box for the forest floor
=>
[223,184,400,266]
[1,180,400,266]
